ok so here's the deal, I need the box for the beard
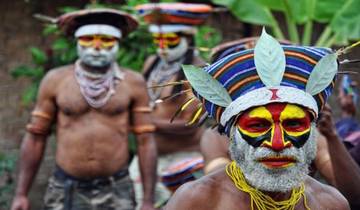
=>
[229,123,318,193]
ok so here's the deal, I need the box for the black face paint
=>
[238,129,271,148]
[238,128,311,148]
[283,131,310,148]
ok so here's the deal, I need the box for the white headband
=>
[75,24,122,38]
[149,24,196,34]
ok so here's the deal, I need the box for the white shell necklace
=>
[74,60,123,108]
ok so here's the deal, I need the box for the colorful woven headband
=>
[182,29,339,134]
[136,3,212,33]
[57,8,138,38]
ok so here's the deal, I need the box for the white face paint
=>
[77,41,119,68]
[229,123,317,193]
[157,37,189,62]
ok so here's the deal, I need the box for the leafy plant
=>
[212,0,360,47]
[195,26,222,61]
[0,153,17,209]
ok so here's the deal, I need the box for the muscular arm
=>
[314,134,336,185]
[317,105,360,209]
[12,71,57,210]
[130,73,157,208]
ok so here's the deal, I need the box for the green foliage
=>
[195,26,222,61]
[0,153,17,209]
[212,0,360,47]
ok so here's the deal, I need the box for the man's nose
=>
[159,39,167,49]
[93,39,102,50]
[262,124,291,152]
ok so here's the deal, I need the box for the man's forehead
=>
[241,103,308,117]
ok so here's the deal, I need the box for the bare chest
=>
[56,76,132,116]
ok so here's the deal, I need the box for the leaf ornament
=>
[254,28,286,87]
[182,65,232,107]
[306,53,338,95]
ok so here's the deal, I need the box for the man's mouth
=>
[257,156,297,169]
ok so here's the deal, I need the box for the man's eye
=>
[79,36,94,42]
[283,120,302,128]
[246,120,271,131]
[100,37,116,43]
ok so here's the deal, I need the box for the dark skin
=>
[200,105,360,209]
[165,170,349,210]
[317,104,360,209]
[143,48,205,155]
[11,64,157,210]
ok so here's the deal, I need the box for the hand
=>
[140,201,158,210]
[11,195,30,210]
[317,104,338,139]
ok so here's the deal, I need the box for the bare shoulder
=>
[122,68,146,85]
[38,64,74,95]
[165,170,231,210]
[42,65,73,83]
[305,176,350,210]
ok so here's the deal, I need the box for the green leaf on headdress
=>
[182,65,232,107]
[254,28,286,87]
[306,53,338,95]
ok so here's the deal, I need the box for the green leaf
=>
[58,6,79,13]
[306,53,337,95]
[42,24,58,36]
[22,83,39,105]
[52,38,71,50]
[211,0,274,26]
[255,0,285,11]
[254,28,286,87]
[195,26,222,61]
[182,65,232,107]
[330,0,360,40]
[30,47,47,65]
[314,0,348,23]
[11,65,32,78]
[256,0,309,23]
[10,66,44,79]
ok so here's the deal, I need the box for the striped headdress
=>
[183,29,338,135]
[135,3,212,33]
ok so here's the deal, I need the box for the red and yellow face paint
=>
[152,33,181,49]
[237,103,311,151]
[78,35,118,49]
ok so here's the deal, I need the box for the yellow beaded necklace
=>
[226,161,311,210]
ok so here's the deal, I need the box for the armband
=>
[26,123,50,135]
[31,111,52,120]
[204,157,231,174]
[132,106,152,113]
[132,124,156,134]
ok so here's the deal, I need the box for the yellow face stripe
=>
[238,106,272,137]
[78,35,117,49]
[280,104,310,136]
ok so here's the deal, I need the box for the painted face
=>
[77,34,119,68]
[237,103,312,151]
[153,33,189,62]
[229,103,317,192]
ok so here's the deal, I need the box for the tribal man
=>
[129,3,212,207]
[165,29,349,210]
[11,9,157,210]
